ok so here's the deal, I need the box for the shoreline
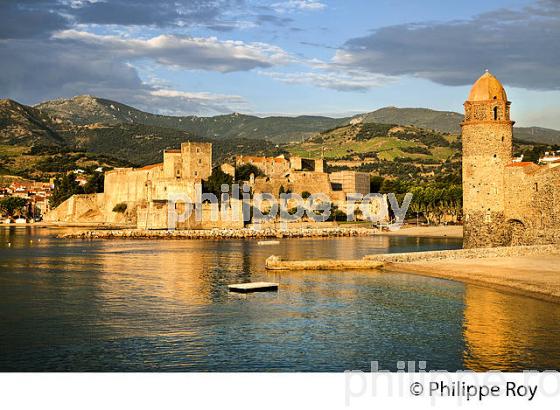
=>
[383,261,560,305]
[379,225,463,239]
[266,245,560,304]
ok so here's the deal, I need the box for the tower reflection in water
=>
[462,286,560,371]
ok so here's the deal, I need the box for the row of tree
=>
[49,172,104,208]
[371,176,462,224]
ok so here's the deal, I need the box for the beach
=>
[385,254,560,303]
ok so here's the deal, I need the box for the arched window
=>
[493,106,498,120]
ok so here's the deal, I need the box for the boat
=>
[257,240,280,246]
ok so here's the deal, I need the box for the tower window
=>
[493,106,498,120]
[535,183,539,192]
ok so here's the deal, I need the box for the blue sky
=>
[1,0,559,128]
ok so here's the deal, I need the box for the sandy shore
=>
[381,225,463,238]
[267,244,560,303]
[386,254,560,303]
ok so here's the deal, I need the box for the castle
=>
[462,71,560,248]
[46,141,381,228]
[46,141,244,229]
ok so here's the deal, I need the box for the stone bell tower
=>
[461,71,514,248]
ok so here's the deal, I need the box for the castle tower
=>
[181,141,212,182]
[461,71,514,248]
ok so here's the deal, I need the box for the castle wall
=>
[163,150,182,179]
[102,166,163,224]
[329,171,370,196]
[44,193,107,223]
[251,171,333,197]
[137,199,244,230]
[236,155,290,178]
[504,165,560,245]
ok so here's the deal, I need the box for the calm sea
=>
[1,226,559,371]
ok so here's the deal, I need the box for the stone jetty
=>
[58,226,375,240]
[265,255,384,271]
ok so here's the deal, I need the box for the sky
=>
[1,0,559,128]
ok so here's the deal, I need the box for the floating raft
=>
[228,282,279,293]
[257,240,280,246]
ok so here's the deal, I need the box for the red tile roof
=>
[506,162,534,167]
[140,163,163,170]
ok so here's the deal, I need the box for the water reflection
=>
[462,286,560,371]
[0,227,559,371]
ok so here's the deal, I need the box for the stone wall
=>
[503,165,560,245]
[44,193,106,223]
[462,114,513,248]
[137,199,244,230]
[364,244,560,263]
[236,155,290,177]
[329,171,370,196]
[181,141,212,181]
[251,171,333,197]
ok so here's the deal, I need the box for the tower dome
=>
[467,71,507,102]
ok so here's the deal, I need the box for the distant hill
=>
[36,95,347,143]
[356,107,560,145]
[0,98,282,180]
[287,122,459,162]
[281,121,463,183]
[33,96,560,145]
[0,99,64,146]
[356,107,463,134]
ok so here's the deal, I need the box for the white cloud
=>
[53,30,294,72]
[258,69,397,91]
[148,89,249,114]
[0,34,253,115]
[272,1,326,13]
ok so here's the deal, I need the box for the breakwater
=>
[58,226,376,240]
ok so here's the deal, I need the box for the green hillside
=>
[287,122,459,161]
[36,95,347,143]
[357,107,560,145]
[0,99,64,146]
[0,100,282,180]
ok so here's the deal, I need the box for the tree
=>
[83,172,105,194]
[235,163,263,181]
[49,173,84,208]
[203,167,234,198]
[0,197,28,217]
[370,176,384,193]
[112,203,127,213]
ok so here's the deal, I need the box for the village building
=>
[462,71,560,247]
[539,150,560,165]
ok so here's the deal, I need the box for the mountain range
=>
[1,95,559,181]
[33,95,560,145]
